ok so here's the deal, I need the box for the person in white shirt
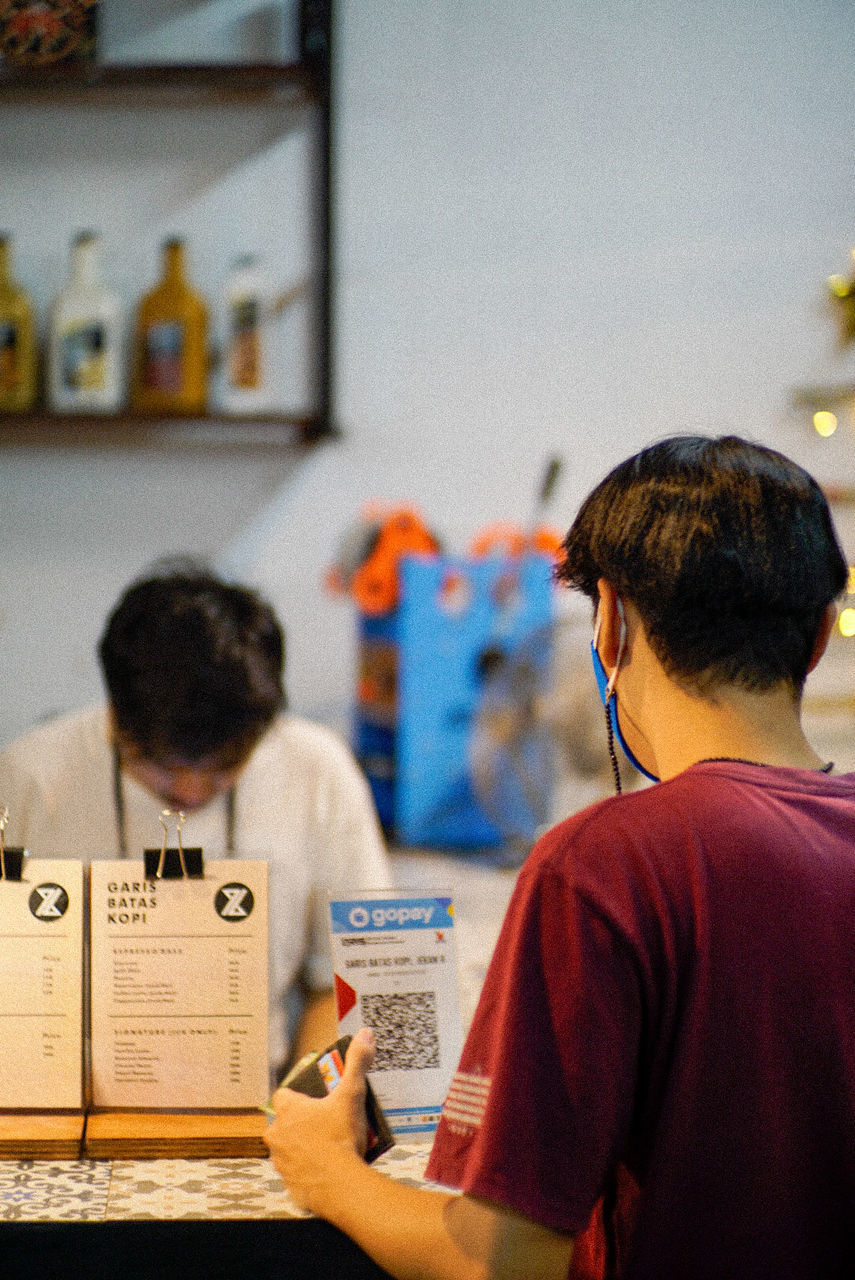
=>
[0,560,392,1078]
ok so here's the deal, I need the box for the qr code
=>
[360,990,440,1071]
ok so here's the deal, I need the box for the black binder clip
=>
[144,809,204,880]
[0,806,25,882]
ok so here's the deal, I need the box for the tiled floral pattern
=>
[0,1160,112,1221]
[105,1157,310,1220]
[0,1142,437,1222]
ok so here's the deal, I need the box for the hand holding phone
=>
[263,1034,394,1163]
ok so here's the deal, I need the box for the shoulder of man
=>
[0,704,107,778]
[523,768,716,901]
[252,712,363,774]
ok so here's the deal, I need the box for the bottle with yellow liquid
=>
[131,238,209,415]
[47,231,124,413]
[0,233,37,412]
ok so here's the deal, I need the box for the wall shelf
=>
[0,61,318,110]
[0,0,335,443]
[792,383,855,412]
[0,409,339,450]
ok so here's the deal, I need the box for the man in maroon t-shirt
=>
[264,435,855,1280]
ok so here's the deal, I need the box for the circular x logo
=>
[214,882,254,921]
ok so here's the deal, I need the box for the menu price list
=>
[89,862,269,1110]
[0,860,85,1110]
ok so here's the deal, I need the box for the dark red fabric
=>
[427,762,855,1278]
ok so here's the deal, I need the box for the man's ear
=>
[595,578,623,669]
[807,603,837,674]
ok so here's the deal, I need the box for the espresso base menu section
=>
[0,859,84,1110]
[89,861,269,1111]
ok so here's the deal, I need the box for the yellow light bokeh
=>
[828,273,851,298]
[813,410,838,437]
[838,607,855,638]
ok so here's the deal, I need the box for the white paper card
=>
[0,859,84,1109]
[90,860,268,1109]
[330,890,463,1135]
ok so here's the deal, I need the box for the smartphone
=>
[266,1034,394,1163]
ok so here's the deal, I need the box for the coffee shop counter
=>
[1,849,518,1276]
[0,1142,436,1278]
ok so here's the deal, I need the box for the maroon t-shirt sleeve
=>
[426,835,643,1234]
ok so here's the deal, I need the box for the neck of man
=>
[636,669,827,780]
[593,585,835,783]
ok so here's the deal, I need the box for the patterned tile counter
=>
[0,1142,435,1223]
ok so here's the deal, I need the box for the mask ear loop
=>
[594,602,627,795]
[604,706,623,795]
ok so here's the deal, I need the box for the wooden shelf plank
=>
[792,383,855,411]
[0,62,317,109]
[0,411,338,450]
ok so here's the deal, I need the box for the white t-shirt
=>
[0,706,393,1069]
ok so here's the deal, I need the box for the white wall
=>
[1,1,854,763]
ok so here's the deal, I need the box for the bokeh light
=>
[813,411,838,437]
[838,607,855,638]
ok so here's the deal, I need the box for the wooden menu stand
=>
[0,1111,269,1160]
[84,837,271,1160]
[83,1110,270,1160]
[0,1112,86,1159]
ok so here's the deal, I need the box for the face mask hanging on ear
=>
[591,603,659,792]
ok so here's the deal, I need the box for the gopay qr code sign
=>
[329,892,463,1134]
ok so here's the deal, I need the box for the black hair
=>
[98,559,286,762]
[558,435,848,694]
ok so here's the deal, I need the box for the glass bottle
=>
[47,231,124,413]
[131,238,209,415]
[219,254,270,414]
[0,234,37,412]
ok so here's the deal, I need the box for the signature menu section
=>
[89,861,268,1110]
[0,860,84,1109]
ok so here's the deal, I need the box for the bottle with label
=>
[131,238,209,415]
[47,231,125,413]
[0,234,37,412]
[219,254,270,414]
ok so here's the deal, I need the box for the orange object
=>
[328,504,440,615]
[469,522,563,563]
[351,507,439,614]
[530,524,564,560]
[469,522,528,559]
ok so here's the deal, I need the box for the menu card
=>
[330,890,463,1135]
[0,860,85,1109]
[89,861,268,1110]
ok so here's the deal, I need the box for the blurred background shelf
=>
[0,60,318,109]
[792,382,855,412]
[0,409,339,450]
[0,1,335,441]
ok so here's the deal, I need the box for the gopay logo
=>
[347,903,435,929]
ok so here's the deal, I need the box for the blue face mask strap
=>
[591,604,660,790]
[603,692,624,795]
[590,633,626,794]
